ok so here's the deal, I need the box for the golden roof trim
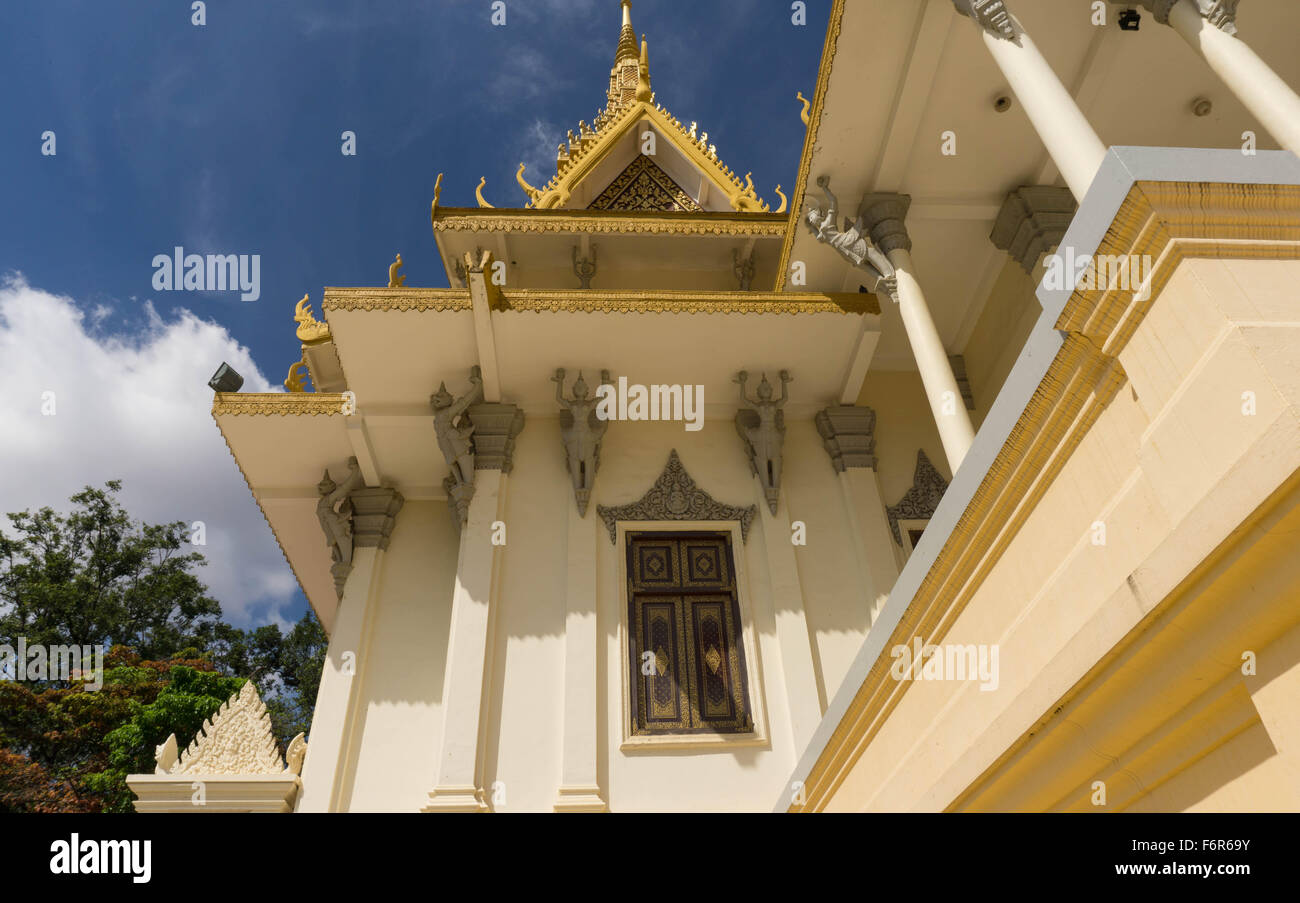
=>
[432,207,789,236]
[791,179,1300,810]
[310,288,875,316]
[212,393,352,417]
[321,287,473,313]
[775,0,846,291]
[493,289,877,315]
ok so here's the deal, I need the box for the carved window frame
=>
[898,518,930,559]
[616,520,769,751]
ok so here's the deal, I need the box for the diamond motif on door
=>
[704,645,722,675]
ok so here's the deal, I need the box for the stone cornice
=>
[788,175,1300,811]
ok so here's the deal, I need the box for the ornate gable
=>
[588,155,703,212]
[508,2,776,214]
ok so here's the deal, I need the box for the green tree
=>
[0,481,222,658]
[0,647,240,813]
[0,482,329,811]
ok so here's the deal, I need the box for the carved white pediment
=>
[155,681,307,777]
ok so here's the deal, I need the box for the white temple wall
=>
[339,501,457,811]
[324,410,882,810]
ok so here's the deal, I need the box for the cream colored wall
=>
[856,369,951,503]
[338,501,458,811]
[959,258,1041,431]
[326,411,884,810]
[821,256,1300,813]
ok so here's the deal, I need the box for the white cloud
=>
[0,274,298,629]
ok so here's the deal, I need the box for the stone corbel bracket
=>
[952,0,1021,43]
[1110,0,1239,35]
[815,405,877,472]
[990,186,1077,274]
[441,401,524,527]
[318,457,404,596]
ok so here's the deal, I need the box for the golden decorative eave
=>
[789,179,1300,812]
[321,287,473,313]
[212,393,353,417]
[775,0,846,291]
[431,207,789,237]
[318,286,875,317]
[494,289,876,315]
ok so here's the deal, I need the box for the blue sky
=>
[0,0,831,628]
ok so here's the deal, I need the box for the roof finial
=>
[635,35,652,103]
[616,0,638,64]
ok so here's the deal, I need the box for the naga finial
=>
[430,172,443,228]
[773,185,788,214]
[388,253,406,288]
[476,176,495,209]
[293,294,330,344]
[516,162,541,205]
[284,358,309,393]
[797,91,812,125]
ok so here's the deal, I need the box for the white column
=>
[296,547,385,812]
[958,3,1108,200]
[815,406,900,624]
[296,485,403,813]
[890,247,976,473]
[753,476,823,754]
[554,503,607,812]
[424,471,506,812]
[1164,0,1300,157]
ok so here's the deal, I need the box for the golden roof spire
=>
[615,1,638,64]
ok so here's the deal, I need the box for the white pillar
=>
[815,406,901,624]
[1164,0,1300,157]
[753,476,823,754]
[554,502,607,812]
[296,486,403,813]
[858,194,976,474]
[296,547,384,812]
[424,471,507,812]
[957,3,1108,200]
[890,247,976,473]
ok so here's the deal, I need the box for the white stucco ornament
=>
[154,681,307,777]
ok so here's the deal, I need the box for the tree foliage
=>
[0,482,327,812]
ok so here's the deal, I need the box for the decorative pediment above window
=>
[597,450,757,543]
[886,449,950,546]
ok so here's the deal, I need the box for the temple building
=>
[153,0,1300,812]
